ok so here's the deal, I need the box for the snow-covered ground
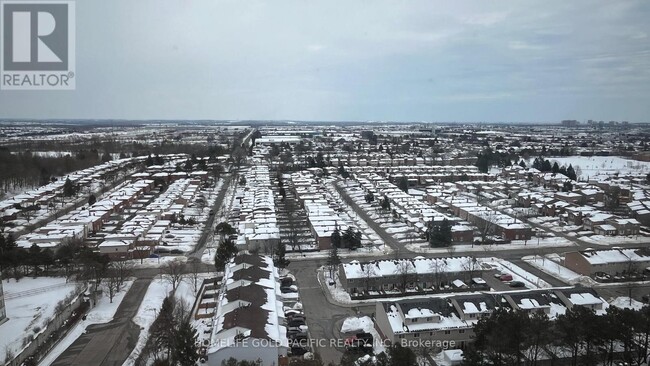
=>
[482,257,552,289]
[39,280,134,366]
[126,255,188,269]
[609,297,645,310]
[522,255,586,285]
[546,156,650,180]
[340,316,386,355]
[0,277,82,364]
[579,234,650,246]
[405,235,576,254]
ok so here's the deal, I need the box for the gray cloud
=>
[1,0,649,122]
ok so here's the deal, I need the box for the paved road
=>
[289,259,374,365]
[334,182,407,253]
[51,276,154,366]
[189,174,233,259]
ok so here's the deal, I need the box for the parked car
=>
[509,281,525,288]
[288,319,306,327]
[285,309,303,317]
[280,277,294,286]
[290,346,310,356]
[499,274,513,282]
[281,285,299,293]
[287,313,306,321]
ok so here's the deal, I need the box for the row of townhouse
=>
[16,179,156,249]
[375,287,607,349]
[516,189,641,236]
[290,171,352,250]
[0,156,146,223]
[98,177,202,259]
[344,165,491,185]
[354,174,472,242]
[205,254,288,366]
[564,247,650,276]
[338,257,484,295]
[437,196,532,241]
[235,165,281,253]
[627,191,650,226]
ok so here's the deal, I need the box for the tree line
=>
[0,148,112,197]
[463,305,650,366]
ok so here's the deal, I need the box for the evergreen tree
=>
[428,219,452,247]
[386,344,418,366]
[518,160,526,169]
[476,153,489,173]
[172,319,199,366]
[150,296,177,360]
[567,164,577,181]
[327,245,341,278]
[541,159,552,172]
[552,161,560,174]
[88,194,97,205]
[215,238,238,271]
[63,177,76,197]
[381,195,391,211]
[398,176,409,193]
[273,241,289,269]
[330,227,341,248]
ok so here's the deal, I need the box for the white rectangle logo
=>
[1,1,75,90]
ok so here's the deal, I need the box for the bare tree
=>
[476,211,497,244]
[162,259,186,292]
[186,261,202,295]
[394,259,415,292]
[112,259,134,287]
[361,262,377,294]
[104,268,121,303]
[574,165,582,181]
[461,256,479,282]
[429,258,448,290]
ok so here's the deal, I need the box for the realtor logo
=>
[1,1,75,90]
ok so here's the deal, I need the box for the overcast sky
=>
[1,0,649,122]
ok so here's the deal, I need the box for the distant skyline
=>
[1,0,649,122]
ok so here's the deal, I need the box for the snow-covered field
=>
[529,156,650,180]
[39,280,135,366]
[0,277,82,364]
[522,255,586,284]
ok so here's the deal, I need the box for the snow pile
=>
[340,316,385,355]
[341,316,373,333]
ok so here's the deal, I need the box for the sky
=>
[1,0,649,123]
